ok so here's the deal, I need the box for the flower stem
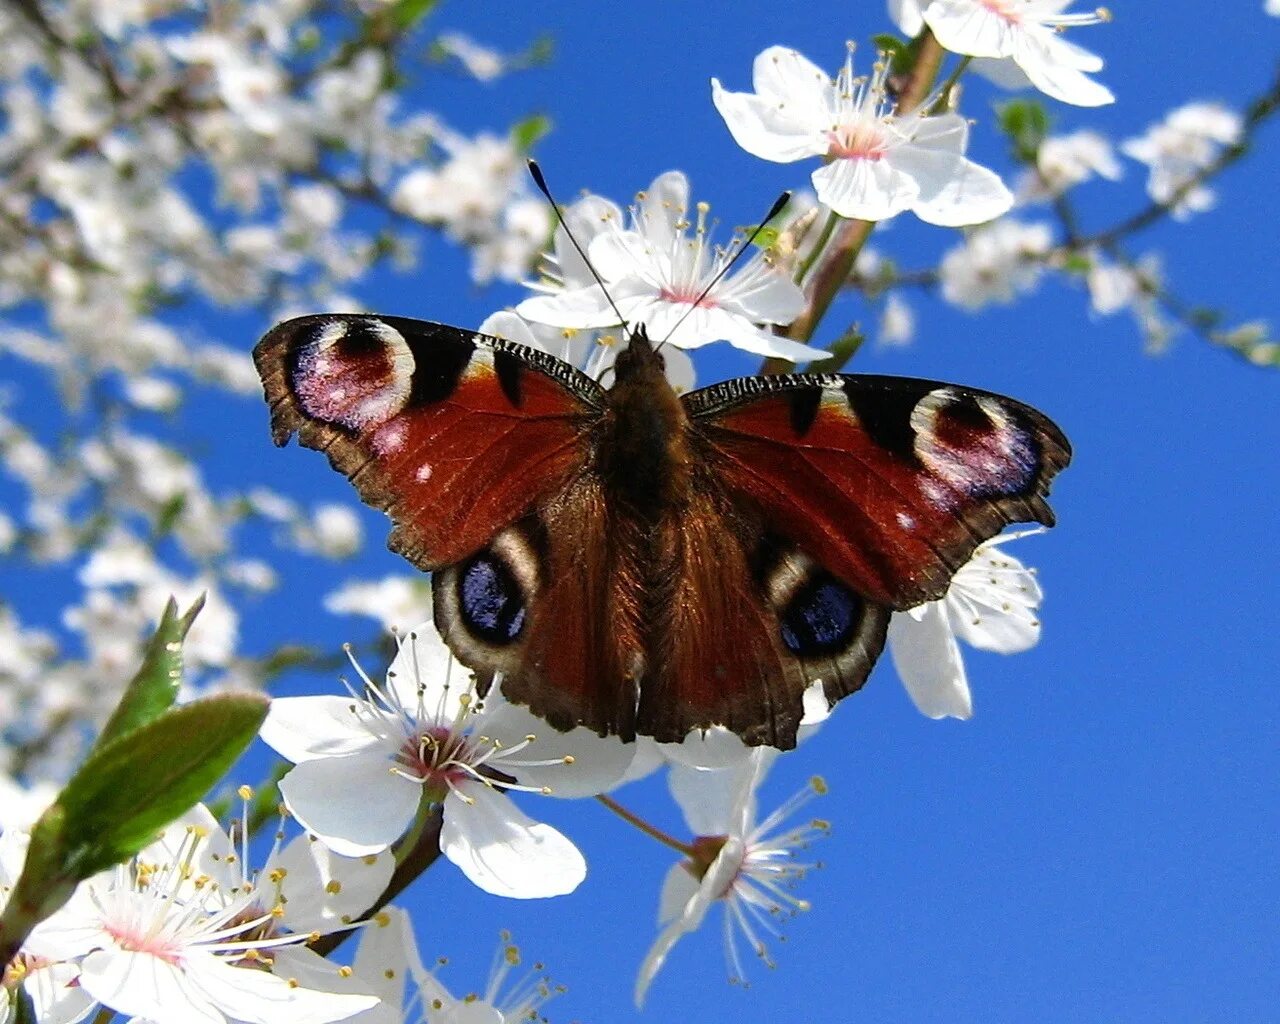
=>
[930,55,973,114]
[897,30,946,115]
[595,794,695,856]
[796,208,841,285]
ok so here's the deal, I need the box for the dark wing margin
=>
[254,313,605,571]
[684,372,1071,610]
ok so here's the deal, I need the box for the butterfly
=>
[254,314,1070,749]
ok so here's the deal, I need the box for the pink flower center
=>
[978,0,1023,23]
[105,921,182,964]
[659,286,715,308]
[826,121,889,161]
[399,726,474,786]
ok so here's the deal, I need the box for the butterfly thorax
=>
[598,329,694,516]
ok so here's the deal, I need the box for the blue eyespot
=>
[458,554,526,644]
[780,575,863,656]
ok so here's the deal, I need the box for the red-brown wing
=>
[431,477,644,741]
[684,373,1071,609]
[254,314,605,570]
[634,486,890,748]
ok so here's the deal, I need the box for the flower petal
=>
[384,622,472,718]
[440,784,585,898]
[887,601,973,719]
[811,156,919,223]
[181,948,377,1024]
[270,835,395,934]
[924,0,1013,58]
[1014,31,1114,107]
[278,750,420,857]
[515,286,622,329]
[711,79,825,164]
[78,949,226,1024]
[896,150,1014,227]
[479,695,636,797]
[260,695,385,764]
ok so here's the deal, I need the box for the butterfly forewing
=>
[684,372,1072,610]
[254,314,605,571]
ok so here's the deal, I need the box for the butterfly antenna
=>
[657,190,791,352]
[527,159,629,330]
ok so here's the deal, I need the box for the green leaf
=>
[805,327,865,374]
[93,596,205,752]
[873,33,911,74]
[997,99,1051,164]
[154,493,187,536]
[511,113,552,153]
[387,0,439,31]
[56,694,269,877]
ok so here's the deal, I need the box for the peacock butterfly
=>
[254,307,1070,750]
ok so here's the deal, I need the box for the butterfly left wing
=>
[254,313,606,571]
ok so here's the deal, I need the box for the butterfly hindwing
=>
[254,314,605,571]
[685,372,1071,610]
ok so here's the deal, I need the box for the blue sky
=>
[368,3,1278,1020]
[8,1,1279,1020]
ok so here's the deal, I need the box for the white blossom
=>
[1121,103,1243,219]
[1022,129,1123,199]
[887,531,1044,718]
[712,47,1013,227]
[261,624,633,897]
[635,750,828,1006]
[938,218,1054,309]
[348,908,561,1024]
[26,806,382,1024]
[923,0,1114,107]
[517,170,822,362]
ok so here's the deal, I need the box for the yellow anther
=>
[325,880,342,894]
[238,784,253,799]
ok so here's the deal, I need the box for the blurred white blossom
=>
[1122,102,1243,219]
[939,219,1055,309]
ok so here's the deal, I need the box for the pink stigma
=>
[659,287,716,309]
[826,122,888,161]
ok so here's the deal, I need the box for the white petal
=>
[635,856,722,1010]
[78,949,226,1024]
[812,156,919,223]
[796,679,834,743]
[587,229,669,290]
[752,46,831,107]
[22,961,96,1024]
[612,737,666,788]
[260,696,385,764]
[656,861,699,925]
[1014,31,1114,107]
[715,261,806,325]
[668,763,744,836]
[947,547,1043,653]
[515,287,621,329]
[888,602,972,719]
[924,0,1014,58]
[384,622,471,717]
[350,906,414,1013]
[476,310,541,350]
[907,111,971,155]
[183,948,377,1024]
[897,149,1014,226]
[478,696,635,797]
[889,0,926,36]
[556,193,624,288]
[278,750,421,857]
[969,55,1034,90]
[439,784,585,898]
[710,79,825,164]
[271,835,394,934]
[659,727,750,772]
[638,171,691,251]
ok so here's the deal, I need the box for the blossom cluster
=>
[2,0,1276,1020]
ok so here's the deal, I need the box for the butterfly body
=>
[256,314,1070,749]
